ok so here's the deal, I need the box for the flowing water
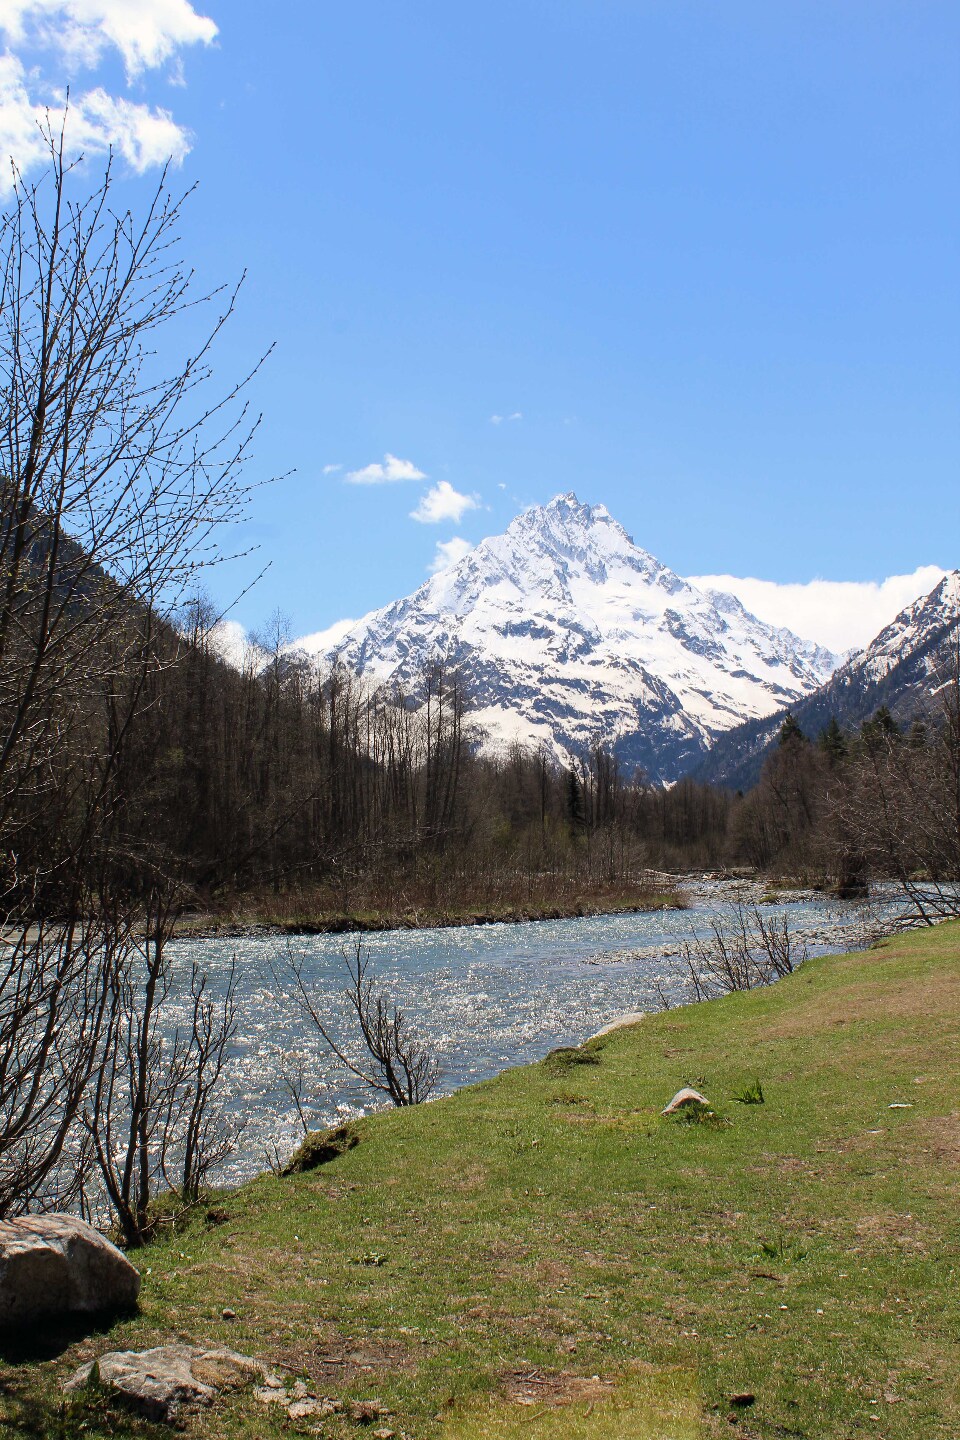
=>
[168,878,891,1184]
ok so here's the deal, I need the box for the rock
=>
[221,1307,236,1319]
[0,1213,140,1328]
[64,1344,269,1424]
[253,1385,288,1406]
[253,1384,345,1422]
[288,1397,324,1419]
[661,1087,710,1116]
[350,1398,390,1422]
[586,1011,646,1041]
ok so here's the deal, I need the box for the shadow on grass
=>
[0,1385,163,1440]
[0,1307,137,1365]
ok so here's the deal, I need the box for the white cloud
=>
[410,480,480,525]
[429,536,473,574]
[345,452,427,485]
[0,0,215,186]
[0,0,217,80]
[691,565,949,653]
[490,411,522,425]
[72,86,191,166]
[0,60,193,187]
[207,619,251,668]
[294,616,362,657]
[322,463,342,475]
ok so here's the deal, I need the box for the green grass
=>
[3,923,959,1438]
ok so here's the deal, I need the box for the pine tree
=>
[818,716,847,765]
[778,712,806,747]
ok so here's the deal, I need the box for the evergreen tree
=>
[818,716,847,765]
[778,712,806,747]
[565,766,586,834]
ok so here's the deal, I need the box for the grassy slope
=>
[3,924,959,1439]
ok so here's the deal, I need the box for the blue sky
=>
[1,1,957,649]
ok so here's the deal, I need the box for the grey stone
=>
[65,1343,269,1424]
[253,1384,289,1407]
[661,1087,710,1116]
[586,1011,646,1041]
[0,1213,139,1327]
[288,1397,324,1419]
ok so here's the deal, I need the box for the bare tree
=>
[285,940,439,1109]
[0,903,127,1216]
[834,642,960,925]
[682,904,807,1002]
[0,123,264,1218]
[86,889,241,1245]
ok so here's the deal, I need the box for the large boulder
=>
[0,1214,140,1327]
[65,1344,270,1424]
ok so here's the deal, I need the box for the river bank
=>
[167,880,886,1186]
[13,921,959,1440]
[171,878,687,939]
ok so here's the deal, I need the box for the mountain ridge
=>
[302,493,838,783]
[689,569,960,789]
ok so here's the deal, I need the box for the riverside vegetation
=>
[2,921,958,1438]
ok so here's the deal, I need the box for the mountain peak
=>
[306,495,839,782]
[507,492,620,544]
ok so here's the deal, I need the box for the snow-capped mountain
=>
[847,570,960,688]
[693,568,960,789]
[303,494,838,783]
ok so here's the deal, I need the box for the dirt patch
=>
[449,1165,489,1192]
[269,1331,412,1389]
[906,1110,960,1166]
[501,1367,614,1408]
[762,965,960,1042]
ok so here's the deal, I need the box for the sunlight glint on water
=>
[168,884,883,1183]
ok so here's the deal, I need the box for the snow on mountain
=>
[691,567,960,791]
[300,493,839,783]
[847,570,960,687]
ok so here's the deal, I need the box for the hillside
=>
[12,921,959,1439]
[304,494,836,784]
[690,569,960,790]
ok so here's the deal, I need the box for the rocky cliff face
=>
[303,493,838,783]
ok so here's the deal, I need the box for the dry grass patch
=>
[442,1366,699,1440]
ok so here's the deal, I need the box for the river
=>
[167,878,894,1184]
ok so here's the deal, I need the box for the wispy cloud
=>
[0,0,216,187]
[345,452,427,485]
[410,480,480,525]
[490,412,522,425]
[690,565,949,653]
[322,463,342,475]
[429,536,473,574]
